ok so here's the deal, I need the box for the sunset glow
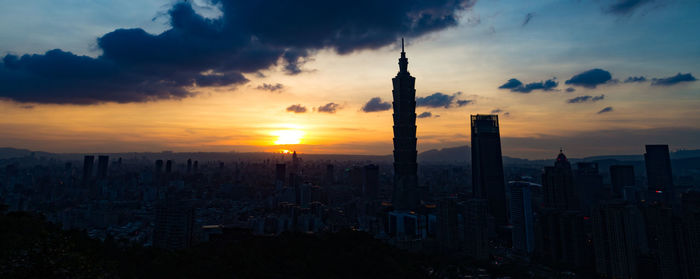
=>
[272,129,305,145]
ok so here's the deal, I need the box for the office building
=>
[471,114,508,227]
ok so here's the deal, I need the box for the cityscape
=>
[1,0,700,278]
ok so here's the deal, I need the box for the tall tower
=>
[391,38,419,211]
[470,114,507,226]
[645,144,674,204]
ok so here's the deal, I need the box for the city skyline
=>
[1,0,699,159]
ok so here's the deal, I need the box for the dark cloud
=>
[498,78,557,93]
[624,76,647,83]
[522,13,535,26]
[456,100,473,107]
[565,69,613,89]
[606,0,654,15]
[567,94,605,104]
[598,106,614,114]
[317,102,341,113]
[498,79,522,90]
[651,73,696,86]
[417,112,432,118]
[286,104,307,113]
[566,87,576,92]
[256,83,284,92]
[491,109,502,113]
[0,0,477,104]
[362,97,391,112]
[416,92,465,108]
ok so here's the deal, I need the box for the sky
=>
[0,0,699,159]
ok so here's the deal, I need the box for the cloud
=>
[362,97,391,112]
[522,13,535,26]
[457,100,473,106]
[417,112,432,118]
[499,78,558,93]
[286,104,307,113]
[498,79,522,90]
[317,102,341,113]
[565,69,613,89]
[651,73,696,86]
[567,94,605,104]
[624,76,647,83]
[566,87,576,92]
[598,106,614,114]
[491,109,502,113]
[416,92,466,108]
[606,0,654,15]
[256,83,284,92]
[0,0,477,104]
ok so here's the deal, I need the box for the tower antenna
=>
[401,37,404,52]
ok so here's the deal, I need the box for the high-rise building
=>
[363,164,379,198]
[391,38,419,211]
[154,199,194,250]
[610,165,635,200]
[471,114,508,227]
[96,155,109,179]
[165,160,173,173]
[592,201,648,279]
[542,151,578,210]
[645,144,674,204]
[463,198,489,260]
[324,164,334,186]
[82,155,94,184]
[275,163,286,190]
[510,181,535,255]
[155,159,164,174]
[186,158,192,173]
[575,162,604,213]
[436,197,459,251]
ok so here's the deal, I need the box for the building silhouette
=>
[645,144,674,204]
[510,181,535,256]
[82,155,94,185]
[391,38,419,211]
[575,162,604,213]
[275,163,286,190]
[610,165,635,200]
[471,114,508,227]
[154,198,194,251]
[592,201,648,278]
[96,155,109,179]
[363,164,379,198]
[542,150,578,211]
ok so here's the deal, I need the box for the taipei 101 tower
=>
[391,38,419,211]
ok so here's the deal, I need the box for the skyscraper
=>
[96,155,109,179]
[510,181,535,255]
[610,165,635,199]
[363,164,379,198]
[470,114,507,226]
[82,155,94,184]
[592,201,648,279]
[542,150,577,210]
[645,144,674,204]
[391,38,419,211]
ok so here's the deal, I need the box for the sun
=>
[272,129,305,145]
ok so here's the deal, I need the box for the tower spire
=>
[398,38,408,74]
